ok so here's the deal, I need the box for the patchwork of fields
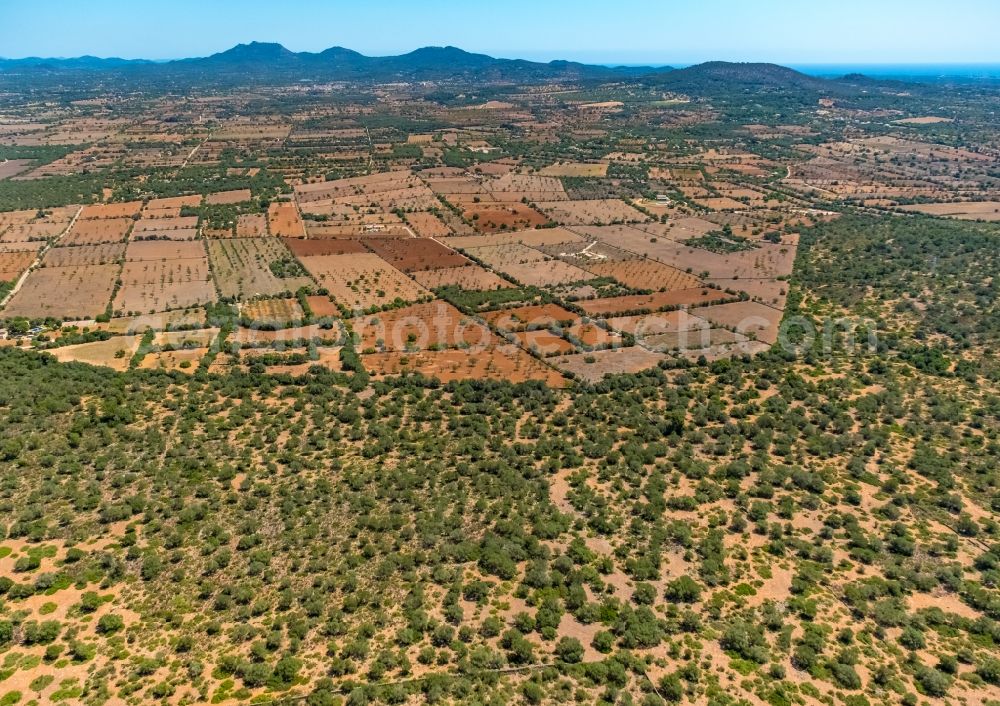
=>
[0,162,805,382]
[0,95,837,385]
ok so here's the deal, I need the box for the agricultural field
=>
[3,263,119,318]
[405,210,452,238]
[349,300,491,352]
[266,201,305,237]
[553,345,668,381]
[48,334,143,370]
[410,263,513,291]
[281,237,368,257]
[241,297,306,324]
[236,213,268,236]
[139,347,208,372]
[298,252,428,311]
[60,217,132,245]
[462,202,551,232]
[0,250,37,280]
[363,237,470,272]
[898,201,1000,220]
[207,237,313,299]
[537,199,650,225]
[130,215,199,240]
[114,257,215,314]
[41,243,124,267]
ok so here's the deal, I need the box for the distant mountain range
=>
[0,43,655,84]
[0,42,908,92]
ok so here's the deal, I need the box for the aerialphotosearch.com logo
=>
[186,305,880,364]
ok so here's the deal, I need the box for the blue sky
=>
[1,0,997,64]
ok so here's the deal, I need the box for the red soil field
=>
[267,202,305,237]
[281,238,368,257]
[79,201,144,219]
[513,329,576,356]
[61,217,132,245]
[349,300,492,352]
[578,288,732,317]
[0,251,37,281]
[482,303,578,331]
[462,203,550,233]
[304,295,339,318]
[362,237,470,272]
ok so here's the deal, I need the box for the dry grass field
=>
[445,227,585,250]
[410,264,513,291]
[537,199,649,225]
[139,347,207,373]
[4,264,119,318]
[206,188,252,204]
[49,335,143,371]
[79,201,143,219]
[152,328,219,348]
[898,201,1000,220]
[645,327,746,350]
[2,221,71,242]
[230,324,341,348]
[553,346,667,382]
[298,253,428,311]
[41,243,125,267]
[102,308,207,334]
[145,195,201,211]
[130,216,199,240]
[0,241,42,254]
[606,310,714,336]
[693,300,784,344]
[125,239,206,261]
[462,241,595,286]
[405,211,452,237]
[114,258,216,314]
[537,162,608,177]
[586,258,703,291]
